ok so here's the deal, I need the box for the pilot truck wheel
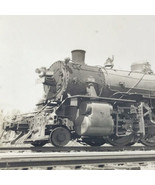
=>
[50,127,71,147]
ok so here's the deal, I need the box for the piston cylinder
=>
[74,102,114,136]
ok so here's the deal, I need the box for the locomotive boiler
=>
[3,50,155,147]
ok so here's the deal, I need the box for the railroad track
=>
[0,145,155,153]
[0,151,155,169]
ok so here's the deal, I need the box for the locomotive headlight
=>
[35,68,41,74]
[35,67,47,77]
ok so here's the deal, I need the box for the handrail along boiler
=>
[3,50,155,147]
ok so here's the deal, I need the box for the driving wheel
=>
[106,134,135,147]
[140,126,155,146]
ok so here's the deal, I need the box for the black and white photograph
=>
[1,9,155,172]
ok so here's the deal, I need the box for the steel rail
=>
[0,145,155,153]
[0,151,155,169]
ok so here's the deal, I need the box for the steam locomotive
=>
[2,50,155,147]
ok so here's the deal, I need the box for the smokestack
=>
[71,49,86,65]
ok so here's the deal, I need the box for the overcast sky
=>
[0,15,155,113]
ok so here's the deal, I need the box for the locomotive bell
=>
[104,56,114,68]
[71,49,86,65]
